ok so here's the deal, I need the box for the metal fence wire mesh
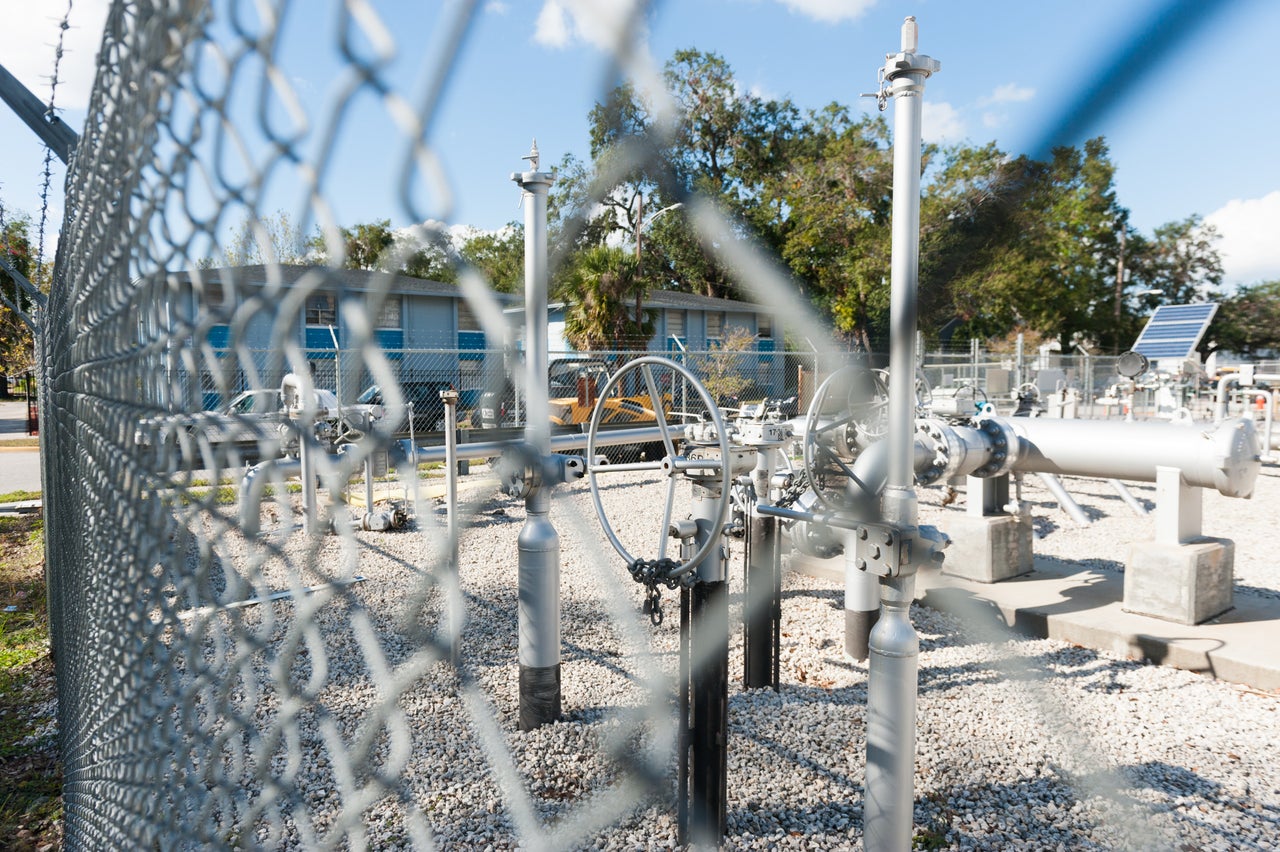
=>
[32,1,1273,850]
[44,3,810,847]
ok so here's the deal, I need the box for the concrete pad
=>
[917,558,1280,691]
[942,512,1033,583]
[1124,538,1233,625]
[790,553,1280,691]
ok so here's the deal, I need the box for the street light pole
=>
[634,197,683,343]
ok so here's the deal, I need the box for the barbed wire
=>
[34,0,74,294]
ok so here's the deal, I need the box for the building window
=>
[668,310,685,338]
[376,295,402,329]
[305,293,336,326]
[459,360,481,390]
[457,300,481,331]
[758,314,773,338]
[706,311,723,340]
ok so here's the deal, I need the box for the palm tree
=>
[559,246,655,352]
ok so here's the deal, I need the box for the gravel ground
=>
[174,457,1280,850]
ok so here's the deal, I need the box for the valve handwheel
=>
[586,356,732,581]
[802,365,886,513]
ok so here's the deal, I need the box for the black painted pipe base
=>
[845,608,879,662]
[518,663,561,731]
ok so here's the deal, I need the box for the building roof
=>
[174,265,768,312]
[172,264,497,300]
[643,289,766,312]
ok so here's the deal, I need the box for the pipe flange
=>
[971,416,1019,479]
[915,418,959,486]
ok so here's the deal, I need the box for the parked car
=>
[199,385,341,444]
[347,380,454,434]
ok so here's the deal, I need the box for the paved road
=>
[0,449,41,494]
[0,399,41,495]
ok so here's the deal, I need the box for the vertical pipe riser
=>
[745,513,781,689]
[864,18,938,852]
[513,149,561,731]
[680,488,730,845]
[865,591,920,850]
[517,505,560,731]
[687,581,729,847]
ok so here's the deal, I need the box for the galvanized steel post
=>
[744,446,783,690]
[442,388,461,665]
[680,484,730,847]
[865,17,939,851]
[512,142,561,730]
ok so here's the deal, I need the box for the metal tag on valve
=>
[852,521,909,577]
[738,421,789,446]
[371,450,389,479]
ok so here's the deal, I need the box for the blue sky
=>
[3,0,1279,288]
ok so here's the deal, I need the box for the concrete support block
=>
[1124,538,1234,625]
[941,512,1033,583]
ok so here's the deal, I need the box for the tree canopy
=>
[1,213,40,378]
[314,47,1263,359]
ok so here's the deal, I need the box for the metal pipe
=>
[1006,416,1260,498]
[845,440,890,660]
[744,446,781,690]
[680,485,730,846]
[403,424,667,464]
[512,145,560,731]
[1214,374,1236,421]
[865,18,939,852]
[1035,473,1091,527]
[442,390,461,666]
[1107,478,1149,516]
[240,457,302,535]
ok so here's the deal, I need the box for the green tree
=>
[223,209,310,266]
[400,237,457,282]
[696,325,756,405]
[567,49,803,300]
[557,246,654,352]
[1131,214,1223,306]
[923,138,1128,352]
[1210,280,1280,359]
[338,219,395,271]
[772,107,893,349]
[459,226,524,294]
[0,214,40,381]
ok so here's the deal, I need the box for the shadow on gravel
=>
[1106,761,1280,845]
[911,773,1130,849]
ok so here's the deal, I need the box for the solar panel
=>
[1131,303,1218,360]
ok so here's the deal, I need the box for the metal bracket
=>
[851,522,908,577]
[851,521,949,577]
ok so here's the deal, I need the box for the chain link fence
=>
[25,1,1263,849]
[36,2,840,846]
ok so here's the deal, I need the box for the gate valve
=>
[496,442,543,499]
[497,444,585,499]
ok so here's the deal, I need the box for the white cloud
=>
[922,101,965,144]
[774,0,877,24]
[3,0,112,110]
[980,83,1035,106]
[533,0,644,51]
[485,1,511,14]
[1205,190,1280,287]
[534,1,572,48]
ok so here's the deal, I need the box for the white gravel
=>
[179,458,1280,850]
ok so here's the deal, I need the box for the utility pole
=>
[1113,228,1127,352]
